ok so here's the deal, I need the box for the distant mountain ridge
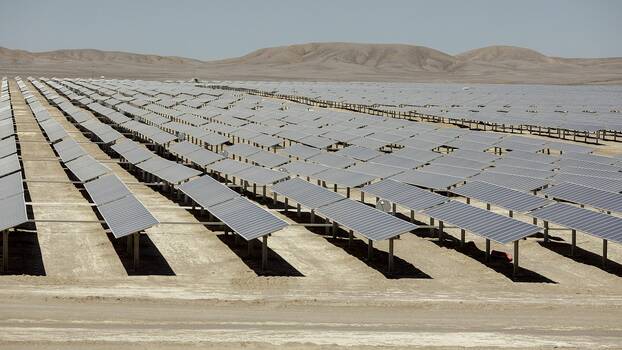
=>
[1,43,621,84]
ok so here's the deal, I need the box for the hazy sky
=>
[0,0,620,60]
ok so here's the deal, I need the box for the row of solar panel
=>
[0,79,29,233]
[20,80,158,239]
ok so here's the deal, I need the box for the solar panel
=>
[65,156,111,182]
[232,166,289,185]
[450,149,500,163]
[495,140,546,153]
[391,147,442,162]
[490,165,553,179]
[316,198,418,241]
[199,132,229,146]
[551,173,622,193]
[0,121,14,140]
[541,182,622,213]
[556,159,621,172]
[0,154,22,177]
[557,166,622,179]
[452,181,552,213]
[469,171,549,192]
[559,151,615,165]
[271,178,345,209]
[348,136,387,150]
[178,175,239,208]
[97,195,159,239]
[121,147,155,164]
[151,131,177,145]
[251,133,281,148]
[185,149,225,166]
[169,141,201,156]
[530,203,622,244]
[0,171,23,200]
[53,138,87,162]
[391,170,464,190]
[299,135,335,149]
[280,144,322,160]
[361,179,449,211]
[423,201,541,244]
[493,157,557,171]
[84,174,131,205]
[398,137,444,150]
[246,150,289,168]
[347,162,405,179]
[111,138,140,154]
[155,164,202,184]
[334,145,382,161]
[207,159,253,175]
[430,155,490,170]
[308,152,357,168]
[136,157,174,174]
[419,164,481,179]
[0,193,28,232]
[208,197,287,240]
[370,154,423,169]
[312,167,376,187]
[279,161,330,177]
[226,143,261,157]
[0,136,17,158]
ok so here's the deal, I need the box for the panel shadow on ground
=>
[539,241,622,278]
[4,225,46,276]
[283,211,431,279]
[217,234,304,277]
[107,232,175,276]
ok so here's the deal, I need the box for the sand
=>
[1,79,622,349]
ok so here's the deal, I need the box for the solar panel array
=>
[32,76,622,261]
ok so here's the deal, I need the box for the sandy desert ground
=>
[1,79,622,349]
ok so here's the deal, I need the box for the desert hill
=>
[1,43,621,84]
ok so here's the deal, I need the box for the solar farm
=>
[1,76,622,348]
